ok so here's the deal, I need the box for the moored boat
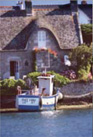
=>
[16,74,63,111]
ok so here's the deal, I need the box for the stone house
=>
[0,0,92,79]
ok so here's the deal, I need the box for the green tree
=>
[81,24,92,45]
[70,44,92,80]
[81,24,92,35]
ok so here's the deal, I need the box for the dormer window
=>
[38,30,46,48]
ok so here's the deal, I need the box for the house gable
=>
[78,4,92,24]
[25,27,60,52]
[0,4,80,51]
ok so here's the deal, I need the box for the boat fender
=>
[58,92,63,100]
[57,89,63,100]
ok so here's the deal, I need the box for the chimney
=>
[16,1,24,10]
[25,0,32,16]
[20,1,24,10]
[70,0,78,13]
[81,0,87,4]
[70,0,77,4]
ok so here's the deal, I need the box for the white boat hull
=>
[16,95,40,111]
[16,93,59,111]
[41,94,59,110]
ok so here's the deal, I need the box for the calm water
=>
[0,109,92,137]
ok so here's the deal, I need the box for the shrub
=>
[47,71,70,87]
[81,24,92,45]
[78,64,91,81]
[70,44,92,80]
[16,79,27,89]
[27,71,70,87]
[8,79,16,89]
[61,70,77,80]
[27,72,41,85]
[81,24,92,35]
[78,69,88,81]
[0,80,2,88]
[0,79,27,95]
[1,79,16,89]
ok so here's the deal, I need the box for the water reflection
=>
[1,109,92,137]
[41,110,63,118]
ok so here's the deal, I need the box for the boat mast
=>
[41,51,50,74]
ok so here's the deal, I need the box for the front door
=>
[10,61,19,79]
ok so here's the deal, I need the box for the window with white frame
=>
[38,30,46,48]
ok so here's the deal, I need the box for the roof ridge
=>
[0,6,13,8]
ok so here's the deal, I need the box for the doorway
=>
[10,61,18,76]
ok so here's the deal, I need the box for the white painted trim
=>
[78,8,90,24]
[7,57,21,63]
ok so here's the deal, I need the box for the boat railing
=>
[18,90,30,95]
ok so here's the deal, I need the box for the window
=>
[25,60,29,66]
[38,31,46,48]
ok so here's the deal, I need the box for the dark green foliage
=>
[0,80,2,88]
[27,72,41,85]
[27,71,70,87]
[81,24,92,44]
[15,79,27,89]
[1,71,70,94]
[0,79,27,95]
[81,24,92,35]
[47,71,70,87]
[78,65,91,81]
[1,79,16,89]
[70,44,92,80]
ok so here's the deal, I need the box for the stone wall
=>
[26,27,60,52]
[26,26,70,57]
[26,27,70,73]
[0,48,69,79]
[0,26,70,79]
[36,50,68,73]
[0,50,34,79]
[61,81,93,95]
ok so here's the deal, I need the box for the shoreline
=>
[57,103,93,110]
[0,103,93,113]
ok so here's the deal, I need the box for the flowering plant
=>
[40,73,51,76]
[33,47,47,53]
[61,70,76,80]
[48,48,57,57]
[33,47,58,57]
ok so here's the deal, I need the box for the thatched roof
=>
[0,4,80,50]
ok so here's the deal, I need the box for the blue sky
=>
[0,0,92,6]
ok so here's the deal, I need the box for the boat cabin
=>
[38,75,54,96]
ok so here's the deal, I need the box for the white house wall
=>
[78,8,90,24]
